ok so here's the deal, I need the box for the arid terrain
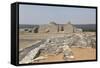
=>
[18,4,96,64]
[19,32,96,64]
[31,48,96,63]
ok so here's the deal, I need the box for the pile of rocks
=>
[20,33,96,64]
[42,33,96,48]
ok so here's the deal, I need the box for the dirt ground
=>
[32,47,96,63]
[71,48,96,61]
[19,32,96,63]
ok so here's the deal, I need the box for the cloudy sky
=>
[19,4,96,25]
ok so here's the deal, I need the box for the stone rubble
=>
[19,33,96,64]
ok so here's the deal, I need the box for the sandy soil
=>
[32,48,96,63]
[71,48,96,61]
[19,39,39,50]
[19,32,96,50]
[19,32,96,63]
[32,54,64,63]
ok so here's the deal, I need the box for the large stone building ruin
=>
[19,22,83,33]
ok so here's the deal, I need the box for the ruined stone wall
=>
[32,27,39,33]
[38,25,49,33]
[38,23,59,33]
[63,23,74,33]
[58,24,64,32]
[48,24,59,33]
[25,23,83,33]
[73,27,83,33]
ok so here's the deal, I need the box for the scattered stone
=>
[19,47,40,64]
[19,43,46,64]
[19,32,96,63]
[62,45,74,61]
[32,56,47,62]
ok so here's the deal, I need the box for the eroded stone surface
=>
[19,33,96,64]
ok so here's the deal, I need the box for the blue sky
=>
[19,4,96,25]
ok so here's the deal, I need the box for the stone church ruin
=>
[19,22,96,64]
[20,22,83,33]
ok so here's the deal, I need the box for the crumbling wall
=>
[21,22,83,33]
[38,22,59,33]
[58,24,64,32]
[38,25,49,33]
[63,23,74,33]
[48,23,59,33]
[32,27,39,33]
[74,27,83,33]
